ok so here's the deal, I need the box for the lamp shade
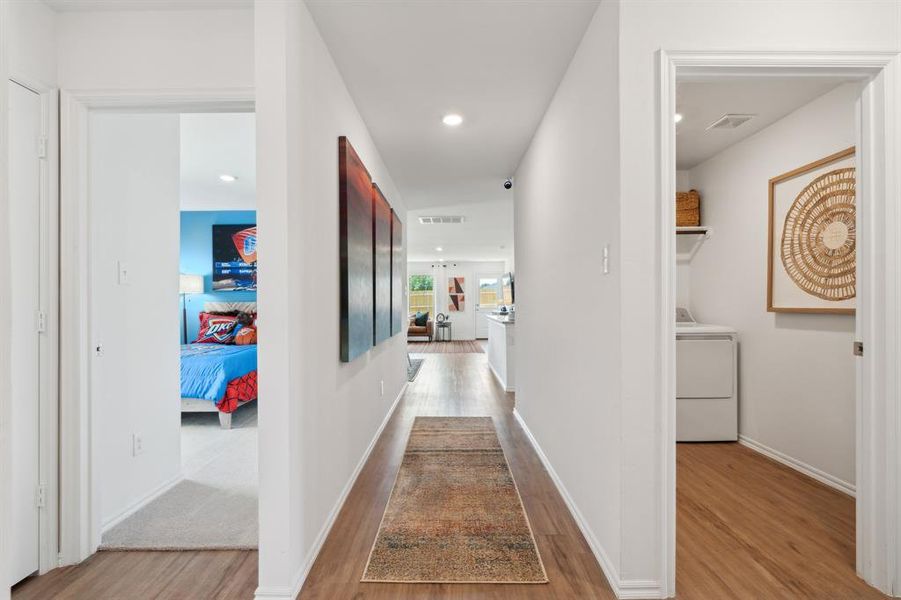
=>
[179,273,204,294]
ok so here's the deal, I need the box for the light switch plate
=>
[118,261,130,285]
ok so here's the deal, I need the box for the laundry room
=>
[673,74,864,590]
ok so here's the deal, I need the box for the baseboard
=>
[487,360,514,392]
[512,409,663,599]
[101,472,184,534]
[738,435,855,497]
[254,382,408,600]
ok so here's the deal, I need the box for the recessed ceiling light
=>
[219,174,237,182]
[435,246,443,252]
[442,114,463,127]
[674,113,683,124]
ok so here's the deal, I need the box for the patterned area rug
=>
[362,417,547,584]
[407,357,424,381]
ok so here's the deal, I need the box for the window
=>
[409,274,434,316]
[479,277,500,309]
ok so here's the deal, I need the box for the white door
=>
[8,81,42,585]
[475,274,502,339]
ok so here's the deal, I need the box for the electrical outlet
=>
[132,433,144,456]
[380,380,385,397]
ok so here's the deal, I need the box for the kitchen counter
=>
[486,314,515,391]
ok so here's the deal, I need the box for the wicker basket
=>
[676,190,700,227]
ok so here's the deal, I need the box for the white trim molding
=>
[254,382,407,600]
[513,408,664,599]
[739,435,855,497]
[657,50,901,599]
[100,473,184,534]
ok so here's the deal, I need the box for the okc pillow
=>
[194,312,239,344]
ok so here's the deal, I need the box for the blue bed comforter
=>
[180,343,258,402]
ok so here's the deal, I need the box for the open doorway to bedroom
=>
[93,111,259,551]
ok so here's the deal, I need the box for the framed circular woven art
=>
[767,147,856,314]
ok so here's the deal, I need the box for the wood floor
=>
[676,442,885,600]
[298,352,613,599]
[407,340,485,353]
[12,351,885,599]
[11,550,258,599]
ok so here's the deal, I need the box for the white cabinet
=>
[486,315,515,392]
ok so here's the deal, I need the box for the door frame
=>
[657,51,901,597]
[58,88,254,565]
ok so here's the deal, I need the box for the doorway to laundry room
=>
[671,72,876,598]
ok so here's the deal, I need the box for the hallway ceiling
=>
[306,0,601,210]
[407,199,514,264]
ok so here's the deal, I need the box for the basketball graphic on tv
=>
[213,224,257,291]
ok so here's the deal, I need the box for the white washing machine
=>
[676,308,738,442]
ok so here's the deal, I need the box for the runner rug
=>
[361,416,548,584]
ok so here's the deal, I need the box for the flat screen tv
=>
[502,272,514,306]
[212,224,257,291]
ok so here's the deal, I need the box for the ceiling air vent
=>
[706,114,756,130]
[418,216,466,225]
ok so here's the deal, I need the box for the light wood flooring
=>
[407,339,485,353]
[677,442,885,600]
[12,352,885,599]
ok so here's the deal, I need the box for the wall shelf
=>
[676,226,712,238]
[675,226,711,262]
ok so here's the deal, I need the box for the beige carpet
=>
[100,403,258,550]
[362,416,547,584]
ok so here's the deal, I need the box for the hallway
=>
[298,351,615,599]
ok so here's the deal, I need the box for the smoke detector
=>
[418,216,465,224]
[706,114,756,130]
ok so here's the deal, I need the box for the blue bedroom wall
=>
[180,210,257,342]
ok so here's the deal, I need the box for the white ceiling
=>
[306,0,601,211]
[44,0,251,11]
[407,199,514,264]
[676,78,852,170]
[180,112,256,211]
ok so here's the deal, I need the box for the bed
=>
[181,302,258,429]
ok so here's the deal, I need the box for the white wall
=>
[56,9,253,89]
[89,112,182,530]
[514,0,623,585]
[516,0,901,594]
[686,83,859,486]
[255,1,408,595]
[408,260,506,340]
[615,0,901,591]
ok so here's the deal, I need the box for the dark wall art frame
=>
[339,136,405,362]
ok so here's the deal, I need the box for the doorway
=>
[57,91,256,565]
[475,273,502,339]
[7,78,57,588]
[658,52,901,597]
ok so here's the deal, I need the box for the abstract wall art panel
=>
[767,147,856,315]
[373,183,392,345]
[339,136,374,362]
[448,276,465,312]
[391,209,404,335]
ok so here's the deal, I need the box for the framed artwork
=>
[372,183,392,345]
[767,147,856,314]
[390,209,404,335]
[339,136,374,362]
[448,276,465,312]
